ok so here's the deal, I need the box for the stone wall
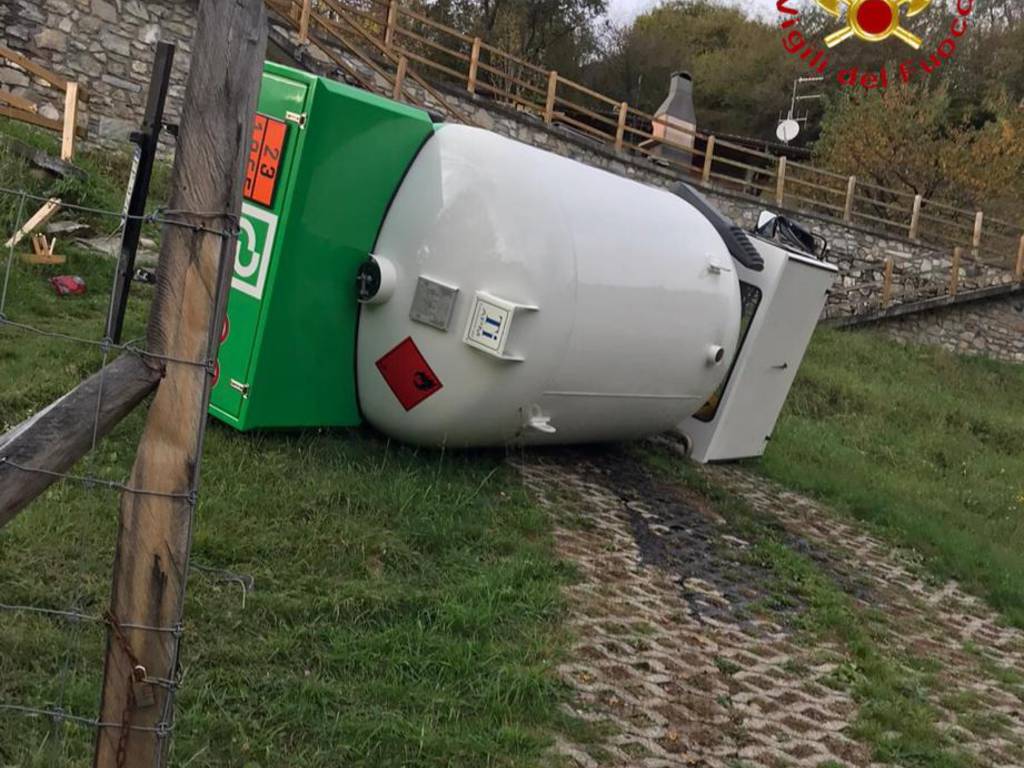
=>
[1,0,195,143]
[871,292,1024,364]
[2,3,1020,362]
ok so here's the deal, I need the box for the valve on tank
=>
[357,255,396,305]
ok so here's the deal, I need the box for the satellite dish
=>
[776,119,800,143]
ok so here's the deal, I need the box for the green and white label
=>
[232,202,279,300]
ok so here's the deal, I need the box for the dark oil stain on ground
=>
[531,445,803,632]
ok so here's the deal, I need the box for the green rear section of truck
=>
[209,62,434,431]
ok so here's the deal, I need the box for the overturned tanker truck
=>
[209,62,837,462]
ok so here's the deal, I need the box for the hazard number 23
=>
[244,114,287,208]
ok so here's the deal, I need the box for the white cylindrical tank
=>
[356,124,741,446]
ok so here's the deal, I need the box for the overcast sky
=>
[605,0,781,25]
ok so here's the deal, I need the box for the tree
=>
[813,83,965,199]
[425,0,607,75]
[584,1,809,139]
[813,83,1024,223]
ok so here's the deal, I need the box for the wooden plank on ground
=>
[3,198,61,249]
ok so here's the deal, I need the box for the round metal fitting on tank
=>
[356,124,742,447]
[356,255,397,305]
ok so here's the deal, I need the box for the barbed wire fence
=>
[0,2,267,765]
[0,185,238,766]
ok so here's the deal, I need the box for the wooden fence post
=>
[972,210,984,258]
[60,82,78,161]
[949,247,962,297]
[881,257,893,307]
[1017,235,1024,283]
[392,54,408,101]
[544,70,557,124]
[614,101,627,151]
[299,0,311,43]
[702,135,716,184]
[384,0,398,48]
[92,0,266,765]
[467,37,480,94]
[843,175,856,223]
[775,155,787,207]
[909,194,923,240]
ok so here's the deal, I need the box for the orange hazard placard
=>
[244,114,287,208]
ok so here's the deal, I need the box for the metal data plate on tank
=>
[376,337,443,411]
[409,276,459,331]
[210,73,307,420]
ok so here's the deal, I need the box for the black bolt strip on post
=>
[105,42,176,345]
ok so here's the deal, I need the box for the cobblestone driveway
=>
[516,447,1024,768]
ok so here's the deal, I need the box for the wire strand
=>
[0,184,237,761]
[0,457,196,503]
[0,317,215,371]
[0,704,174,734]
[0,604,185,634]
[0,185,239,238]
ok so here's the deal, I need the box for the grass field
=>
[762,327,1024,629]
[0,121,576,767]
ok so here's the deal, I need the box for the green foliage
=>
[804,0,1024,220]
[813,84,1024,221]
[764,327,1024,628]
[813,83,963,198]
[0,116,173,243]
[425,0,607,76]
